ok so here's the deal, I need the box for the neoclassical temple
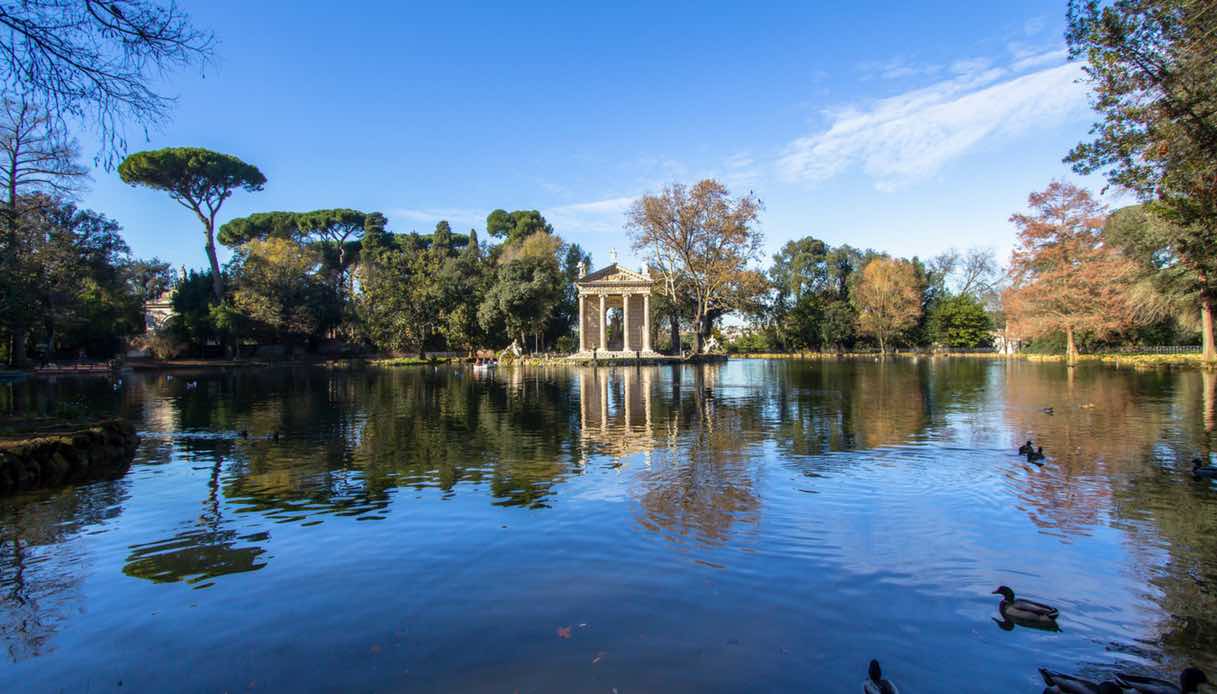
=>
[575,262,658,356]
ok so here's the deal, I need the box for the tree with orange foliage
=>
[852,257,921,353]
[627,179,764,354]
[1005,181,1137,363]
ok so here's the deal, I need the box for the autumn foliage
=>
[852,257,922,353]
[1004,181,1137,361]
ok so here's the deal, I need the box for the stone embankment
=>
[0,419,139,494]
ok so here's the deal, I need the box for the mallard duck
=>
[1027,447,1046,463]
[1039,668,1121,694]
[994,586,1059,629]
[863,659,899,694]
[1192,459,1217,480]
[1019,440,1034,455]
[1116,667,1209,694]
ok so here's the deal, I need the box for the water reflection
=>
[1,360,1215,688]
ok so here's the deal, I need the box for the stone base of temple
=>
[565,351,728,365]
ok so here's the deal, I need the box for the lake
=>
[2,359,1215,692]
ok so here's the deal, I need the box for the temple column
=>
[599,294,607,351]
[623,292,631,352]
[578,294,586,351]
[643,294,651,352]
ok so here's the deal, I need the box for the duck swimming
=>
[1027,447,1046,463]
[1039,669,1121,694]
[1019,440,1034,455]
[863,659,899,694]
[1192,459,1217,480]
[1116,667,1209,694]
[1042,407,1055,415]
[994,586,1059,630]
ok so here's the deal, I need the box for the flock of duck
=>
[864,435,1216,693]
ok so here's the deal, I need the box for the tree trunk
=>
[1065,325,1077,365]
[692,303,704,354]
[204,220,224,303]
[878,333,885,355]
[1202,296,1216,366]
[11,319,27,367]
[668,312,680,356]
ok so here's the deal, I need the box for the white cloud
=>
[777,53,1087,191]
[544,196,636,234]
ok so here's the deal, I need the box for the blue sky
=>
[77,0,1113,273]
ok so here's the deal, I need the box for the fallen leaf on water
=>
[593,651,607,664]
[557,626,572,639]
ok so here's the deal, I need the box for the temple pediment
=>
[576,263,653,286]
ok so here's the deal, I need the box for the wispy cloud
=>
[858,57,943,81]
[390,207,484,229]
[778,50,1085,190]
[544,196,636,234]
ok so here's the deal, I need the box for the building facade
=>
[574,262,658,357]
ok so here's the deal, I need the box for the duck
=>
[1039,669,1122,694]
[1042,407,1055,415]
[863,659,899,694]
[1027,447,1047,464]
[1192,458,1217,480]
[994,586,1059,629]
[1019,440,1034,455]
[1116,667,1209,694]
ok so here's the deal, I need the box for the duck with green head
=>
[994,585,1059,630]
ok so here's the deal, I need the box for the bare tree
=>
[0,97,88,366]
[0,0,214,166]
[956,247,999,297]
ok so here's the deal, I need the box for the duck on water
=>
[993,585,1059,630]
[863,659,898,694]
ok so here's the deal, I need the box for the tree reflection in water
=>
[2,360,1216,680]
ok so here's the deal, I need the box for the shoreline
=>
[732,351,1214,368]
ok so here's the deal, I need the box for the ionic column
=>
[643,294,651,352]
[623,293,631,352]
[599,294,607,351]
[578,294,586,351]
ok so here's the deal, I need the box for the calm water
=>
[2,359,1216,692]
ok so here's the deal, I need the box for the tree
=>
[1104,203,1203,335]
[217,211,301,246]
[14,195,136,357]
[928,294,994,348]
[852,257,921,353]
[231,238,328,345]
[0,0,214,166]
[627,179,764,353]
[1005,181,1138,362]
[486,209,553,243]
[357,231,429,355]
[480,232,566,351]
[1066,0,1217,363]
[118,147,266,302]
[0,98,89,365]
